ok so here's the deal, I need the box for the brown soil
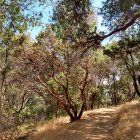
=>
[62,107,118,140]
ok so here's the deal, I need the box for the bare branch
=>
[102,13,140,40]
[87,13,140,44]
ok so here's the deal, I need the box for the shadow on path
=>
[63,107,118,140]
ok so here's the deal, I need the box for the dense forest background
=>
[0,0,140,132]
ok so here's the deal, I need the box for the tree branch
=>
[101,13,140,40]
[87,13,140,43]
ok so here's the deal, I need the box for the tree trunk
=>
[56,101,60,118]
[65,102,86,122]
[132,74,140,97]
[90,92,96,110]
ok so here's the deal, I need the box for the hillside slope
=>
[30,107,117,140]
[62,107,116,140]
[23,101,140,140]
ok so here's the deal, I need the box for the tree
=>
[51,0,140,53]
[52,0,95,39]
[51,0,99,55]
[1,0,140,129]
[100,0,140,30]
[104,38,140,98]
[85,0,140,46]
[21,27,96,122]
[0,0,47,127]
[99,0,140,39]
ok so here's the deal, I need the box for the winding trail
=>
[63,107,118,140]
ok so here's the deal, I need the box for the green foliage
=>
[100,0,140,30]
[1,0,140,132]
[52,0,96,42]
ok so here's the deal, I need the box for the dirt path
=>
[63,107,118,140]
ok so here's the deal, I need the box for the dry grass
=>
[113,100,140,140]
[13,101,140,140]
[28,117,69,140]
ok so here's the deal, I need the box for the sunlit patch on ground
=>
[28,101,140,140]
